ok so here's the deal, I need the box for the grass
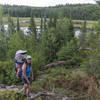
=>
[73,20,97,29]
[2,17,98,29]
[30,66,89,98]
[73,24,94,29]
[3,17,41,27]
[20,22,40,27]
[0,66,99,99]
[73,20,97,24]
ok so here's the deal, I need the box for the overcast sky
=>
[0,0,96,7]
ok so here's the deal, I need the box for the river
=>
[4,24,89,37]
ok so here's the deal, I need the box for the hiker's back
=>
[14,50,27,78]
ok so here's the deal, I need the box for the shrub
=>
[0,60,21,85]
[57,39,82,68]
[81,49,100,77]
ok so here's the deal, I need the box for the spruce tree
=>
[8,16,15,37]
[29,12,37,39]
[68,18,74,40]
[48,17,53,28]
[44,15,47,31]
[41,18,75,63]
[79,20,87,47]
[53,15,57,28]
[41,28,57,63]
[16,17,20,32]
[0,6,7,60]
[40,14,43,34]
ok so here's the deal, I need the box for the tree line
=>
[2,4,99,20]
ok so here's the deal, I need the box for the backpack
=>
[14,50,27,78]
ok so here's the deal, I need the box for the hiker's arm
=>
[22,65,30,84]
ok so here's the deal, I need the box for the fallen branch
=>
[71,94,89,100]
[30,92,71,100]
[40,61,66,70]
[78,47,92,51]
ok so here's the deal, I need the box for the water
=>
[4,24,41,35]
[75,29,82,37]
[4,24,84,38]
[20,27,30,35]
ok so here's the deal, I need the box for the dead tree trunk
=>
[40,61,66,71]
[30,92,71,100]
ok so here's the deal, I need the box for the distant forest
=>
[2,4,100,20]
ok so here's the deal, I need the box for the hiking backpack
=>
[14,50,27,78]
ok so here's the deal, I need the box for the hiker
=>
[14,50,27,78]
[22,55,34,96]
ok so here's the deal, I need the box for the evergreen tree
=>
[48,17,53,28]
[55,18,74,49]
[8,33,26,58]
[29,12,37,39]
[16,17,20,32]
[41,28,57,63]
[8,16,15,38]
[53,15,57,28]
[40,14,43,34]
[44,15,47,31]
[79,20,87,47]
[0,6,7,60]
[57,39,81,67]
[41,18,75,63]
[82,20,87,33]
[68,19,74,40]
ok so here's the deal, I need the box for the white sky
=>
[0,0,96,7]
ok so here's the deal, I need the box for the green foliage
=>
[29,12,37,39]
[41,28,57,63]
[56,18,74,46]
[25,35,36,54]
[81,31,100,77]
[0,37,7,61]
[81,49,100,77]
[57,39,81,67]
[40,15,43,34]
[41,18,75,63]
[7,32,26,58]
[31,55,40,77]
[79,20,87,47]
[7,16,15,37]
[16,17,20,32]
[0,5,7,61]
[44,16,47,31]
[95,22,100,34]
[0,61,17,85]
[2,4,99,20]
[0,5,3,17]
[0,91,26,100]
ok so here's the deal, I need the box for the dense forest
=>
[1,1,100,99]
[2,4,100,20]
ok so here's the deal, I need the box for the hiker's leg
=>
[26,84,29,96]
[28,84,31,94]
[26,84,31,96]
[24,84,27,95]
